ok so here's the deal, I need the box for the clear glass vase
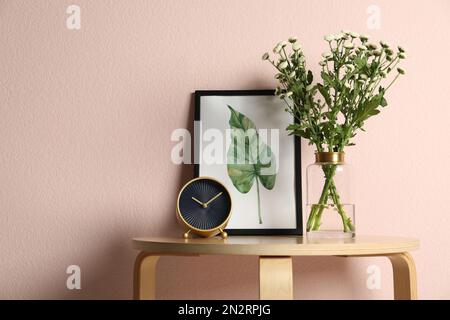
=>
[306,152,355,238]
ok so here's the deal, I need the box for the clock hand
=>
[204,192,223,207]
[191,197,206,208]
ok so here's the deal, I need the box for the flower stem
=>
[307,164,354,233]
[329,182,355,232]
[312,165,336,230]
[307,165,335,231]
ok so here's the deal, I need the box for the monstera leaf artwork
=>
[227,105,277,224]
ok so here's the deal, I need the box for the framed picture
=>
[194,90,302,235]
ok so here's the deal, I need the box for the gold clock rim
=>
[176,176,233,234]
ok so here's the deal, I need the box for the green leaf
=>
[370,61,380,74]
[257,143,276,190]
[228,105,256,131]
[354,56,367,69]
[307,70,313,84]
[227,106,277,223]
[321,71,333,87]
[353,95,382,124]
[227,164,255,193]
[286,123,301,132]
[317,84,332,106]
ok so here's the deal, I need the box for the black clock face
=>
[178,178,232,230]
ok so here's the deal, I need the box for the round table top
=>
[132,235,419,256]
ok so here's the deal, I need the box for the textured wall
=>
[0,0,449,299]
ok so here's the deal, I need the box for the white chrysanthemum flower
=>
[285,91,293,98]
[359,74,368,80]
[343,42,354,49]
[372,50,381,56]
[380,41,390,48]
[336,33,345,39]
[398,46,405,53]
[397,67,405,75]
[306,84,315,91]
[358,45,368,51]
[367,43,377,50]
[288,37,298,43]
[324,34,335,42]
[360,34,369,42]
[350,32,359,38]
[319,61,327,67]
[280,41,288,47]
[289,71,296,78]
[273,45,282,54]
[298,56,305,63]
[262,52,270,60]
[292,41,302,51]
[399,53,406,59]
[278,61,288,69]
[322,52,333,59]
[342,30,351,35]
[380,71,387,78]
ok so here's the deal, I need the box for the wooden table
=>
[132,235,419,300]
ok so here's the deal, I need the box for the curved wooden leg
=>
[134,252,160,300]
[259,256,293,300]
[388,252,417,300]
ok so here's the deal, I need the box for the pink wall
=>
[0,0,449,299]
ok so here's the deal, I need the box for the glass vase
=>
[306,152,355,238]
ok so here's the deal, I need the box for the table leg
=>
[259,256,293,300]
[134,252,160,300]
[388,252,417,300]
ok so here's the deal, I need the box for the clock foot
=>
[183,230,191,239]
[219,229,228,239]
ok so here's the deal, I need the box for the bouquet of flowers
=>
[263,31,406,233]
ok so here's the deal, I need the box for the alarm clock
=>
[177,177,232,239]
